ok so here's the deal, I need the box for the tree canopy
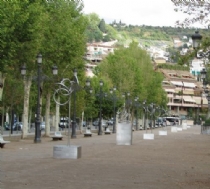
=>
[172,0,210,27]
[96,42,167,107]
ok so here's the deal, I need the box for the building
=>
[85,42,116,63]
[161,69,208,117]
[85,41,117,77]
[190,58,205,76]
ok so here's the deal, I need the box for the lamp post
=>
[134,96,140,131]
[21,53,58,143]
[142,100,147,130]
[110,86,117,133]
[71,69,78,139]
[34,53,42,143]
[207,93,210,118]
[191,30,202,49]
[191,31,209,123]
[98,80,104,135]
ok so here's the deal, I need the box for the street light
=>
[98,79,104,135]
[134,96,140,130]
[21,53,58,143]
[110,86,117,133]
[191,30,202,49]
[71,69,91,139]
[71,69,77,138]
[191,30,210,59]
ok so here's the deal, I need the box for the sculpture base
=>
[159,131,167,136]
[143,133,154,140]
[177,128,183,131]
[171,127,177,132]
[53,145,81,159]
[116,123,132,145]
[182,123,187,130]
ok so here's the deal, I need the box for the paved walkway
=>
[0,125,210,189]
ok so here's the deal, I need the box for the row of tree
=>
[0,0,88,138]
[0,1,168,139]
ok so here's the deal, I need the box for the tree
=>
[172,0,210,27]
[0,0,88,138]
[98,19,106,33]
[97,42,167,106]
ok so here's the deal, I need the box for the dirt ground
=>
[0,125,210,189]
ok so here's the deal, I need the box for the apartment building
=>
[161,69,208,117]
[85,41,117,78]
[85,42,116,63]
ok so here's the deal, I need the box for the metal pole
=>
[113,95,116,133]
[98,86,102,135]
[71,89,77,138]
[34,63,41,143]
[136,108,138,130]
[67,96,71,145]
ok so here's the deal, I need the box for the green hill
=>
[85,13,208,48]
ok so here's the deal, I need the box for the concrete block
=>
[171,127,177,132]
[53,145,81,159]
[159,131,167,136]
[143,133,154,140]
[116,123,132,145]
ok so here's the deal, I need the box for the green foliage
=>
[98,19,106,33]
[203,118,210,126]
[0,0,88,118]
[96,42,167,107]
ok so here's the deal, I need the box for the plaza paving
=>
[0,125,210,189]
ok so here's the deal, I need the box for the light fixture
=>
[36,53,42,64]
[191,30,202,49]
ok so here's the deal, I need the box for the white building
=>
[190,58,204,76]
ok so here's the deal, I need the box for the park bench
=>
[104,127,111,134]
[51,131,63,141]
[0,135,10,148]
[84,128,92,137]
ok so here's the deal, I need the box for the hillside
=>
[85,14,209,48]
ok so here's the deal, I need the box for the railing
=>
[201,125,210,135]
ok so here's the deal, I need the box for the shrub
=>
[203,119,210,126]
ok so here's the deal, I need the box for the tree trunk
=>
[45,92,51,136]
[80,111,84,134]
[22,79,32,139]
[0,72,5,101]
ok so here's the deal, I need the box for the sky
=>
[82,0,189,27]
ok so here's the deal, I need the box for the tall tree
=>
[0,0,88,138]
[98,19,106,33]
[97,42,167,105]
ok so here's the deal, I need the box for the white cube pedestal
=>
[171,127,177,132]
[143,133,154,140]
[182,123,187,130]
[116,123,132,145]
[53,145,81,159]
[159,131,167,136]
[177,128,183,131]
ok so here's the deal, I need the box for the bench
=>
[0,135,10,148]
[84,128,92,137]
[104,127,111,134]
[51,131,63,141]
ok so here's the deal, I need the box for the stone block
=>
[53,145,81,159]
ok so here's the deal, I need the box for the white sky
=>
[82,0,190,27]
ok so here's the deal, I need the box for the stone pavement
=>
[0,125,210,189]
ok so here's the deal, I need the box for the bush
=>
[203,119,210,126]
